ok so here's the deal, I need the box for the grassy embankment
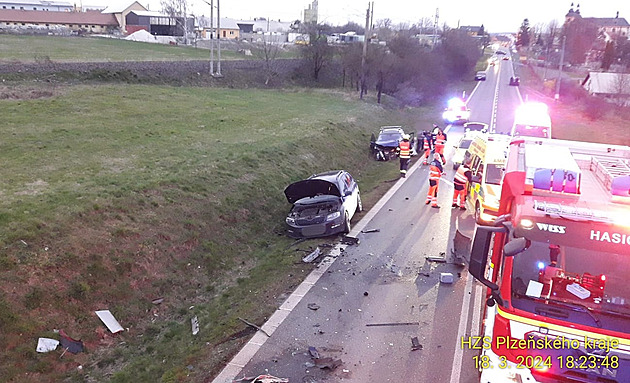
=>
[0,84,441,382]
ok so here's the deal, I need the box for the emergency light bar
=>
[525,146,581,194]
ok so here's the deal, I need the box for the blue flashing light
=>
[537,262,545,270]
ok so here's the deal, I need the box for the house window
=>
[20,6,24,10]
[33,7,37,10]
[46,24,49,26]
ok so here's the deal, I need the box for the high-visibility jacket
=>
[429,160,443,181]
[399,140,411,159]
[435,132,446,148]
[454,164,472,186]
[423,137,430,150]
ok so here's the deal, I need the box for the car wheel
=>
[343,212,351,234]
[475,201,483,225]
[357,194,363,213]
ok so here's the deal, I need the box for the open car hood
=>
[284,179,341,204]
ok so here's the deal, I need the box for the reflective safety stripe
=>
[399,141,411,158]
[454,165,469,185]
[423,140,430,149]
[429,165,441,180]
[435,133,446,147]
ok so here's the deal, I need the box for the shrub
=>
[583,96,611,120]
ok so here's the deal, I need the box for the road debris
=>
[59,330,84,354]
[302,247,321,263]
[151,297,164,305]
[425,256,447,263]
[238,317,270,337]
[419,272,431,277]
[308,346,320,359]
[411,336,423,351]
[36,338,59,353]
[191,316,200,335]
[340,235,359,245]
[314,357,342,369]
[232,375,289,383]
[307,303,320,311]
[363,291,369,296]
[95,310,124,333]
[440,273,454,284]
[366,322,420,327]
[360,229,380,233]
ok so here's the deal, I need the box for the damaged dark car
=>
[284,170,362,238]
[370,126,417,161]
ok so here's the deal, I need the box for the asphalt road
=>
[212,58,523,383]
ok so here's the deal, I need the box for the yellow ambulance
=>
[465,133,511,224]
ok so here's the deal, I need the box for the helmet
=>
[403,134,410,141]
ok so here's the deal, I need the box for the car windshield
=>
[485,164,503,185]
[511,241,630,331]
[451,106,467,112]
[466,124,486,131]
[459,139,473,149]
[378,132,402,141]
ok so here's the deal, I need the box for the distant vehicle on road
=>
[511,102,552,139]
[442,98,470,125]
[475,71,487,81]
[370,126,418,161]
[463,122,489,133]
[284,170,362,238]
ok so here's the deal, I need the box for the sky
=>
[129,0,630,33]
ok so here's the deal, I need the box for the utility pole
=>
[370,1,374,31]
[360,2,370,99]
[202,0,214,75]
[216,0,222,76]
[555,35,566,101]
[432,8,439,49]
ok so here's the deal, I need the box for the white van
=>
[511,102,552,139]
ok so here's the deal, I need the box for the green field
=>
[0,84,439,382]
[0,34,245,62]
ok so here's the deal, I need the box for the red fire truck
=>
[468,137,630,382]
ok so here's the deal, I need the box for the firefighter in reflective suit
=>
[453,161,473,209]
[425,153,444,208]
[398,134,411,178]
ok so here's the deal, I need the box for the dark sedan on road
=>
[370,126,417,161]
[284,170,362,238]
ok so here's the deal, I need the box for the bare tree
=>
[248,35,281,85]
[300,23,334,81]
[414,17,434,34]
[161,0,191,44]
[546,19,559,48]
[613,71,630,106]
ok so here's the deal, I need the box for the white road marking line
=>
[490,67,501,132]
[449,273,474,383]
[471,284,484,336]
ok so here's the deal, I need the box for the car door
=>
[340,172,358,219]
